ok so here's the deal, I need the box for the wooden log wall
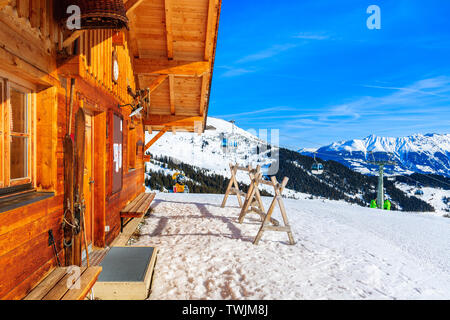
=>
[78,30,136,104]
[0,1,145,299]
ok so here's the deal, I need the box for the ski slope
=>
[133,193,450,300]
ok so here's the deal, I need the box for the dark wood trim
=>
[0,191,55,214]
[0,183,33,197]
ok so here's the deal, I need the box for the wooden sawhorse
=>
[221,163,251,208]
[253,176,295,245]
[238,165,279,227]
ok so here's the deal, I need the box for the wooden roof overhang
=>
[125,0,221,133]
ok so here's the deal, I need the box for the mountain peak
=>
[299,132,450,177]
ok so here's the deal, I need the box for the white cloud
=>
[293,32,330,40]
[236,44,297,64]
[213,106,294,119]
[220,68,255,78]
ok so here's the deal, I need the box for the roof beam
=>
[134,59,210,76]
[125,0,146,14]
[62,30,84,49]
[168,75,175,115]
[205,0,219,60]
[164,0,174,60]
[148,75,168,92]
[144,127,168,153]
[143,116,203,127]
[199,74,209,116]
[0,1,10,10]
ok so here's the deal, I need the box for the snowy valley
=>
[145,117,449,216]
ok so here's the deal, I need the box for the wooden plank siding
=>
[0,0,144,300]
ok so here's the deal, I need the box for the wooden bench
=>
[120,193,156,232]
[24,266,102,300]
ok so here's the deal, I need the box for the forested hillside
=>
[145,149,441,212]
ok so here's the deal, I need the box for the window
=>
[111,113,123,194]
[0,77,33,190]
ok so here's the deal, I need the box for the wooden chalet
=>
[0,0,221,300]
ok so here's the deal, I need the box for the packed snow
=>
[133,193,450,300]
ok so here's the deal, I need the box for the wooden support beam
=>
[0,45,58,87]
[144,128,168,152]
[199,74,209,116]
[169,75,175,115]
[62,30,84,49]
[148,75,168,92]
[194,120,203,135]
[221,164,244,208]
[125,0,145,14]
[164,0,174,59]
[133,59,210,76]
[143,116,203,127]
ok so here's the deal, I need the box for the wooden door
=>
[83,114,94,246]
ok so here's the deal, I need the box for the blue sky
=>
[208,0,450,149]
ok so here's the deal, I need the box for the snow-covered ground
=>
[133,193,450,300]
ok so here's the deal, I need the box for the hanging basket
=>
[56,0,129,30]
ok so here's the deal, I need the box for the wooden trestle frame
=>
[221,163,248,208]
[221,164,295,245]
[252,176,295,245]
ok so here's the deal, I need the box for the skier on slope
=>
[384,199,391,211]
[370,199,377,209]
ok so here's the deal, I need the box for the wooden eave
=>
[125,0,221,133]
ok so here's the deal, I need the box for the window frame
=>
[0,76,35,191]
[109,110,123,196]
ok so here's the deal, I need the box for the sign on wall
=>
[112,113,123,194]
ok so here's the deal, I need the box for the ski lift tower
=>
[230,120,236,162]
[368,152,397,209]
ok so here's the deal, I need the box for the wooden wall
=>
[0,1,145,299]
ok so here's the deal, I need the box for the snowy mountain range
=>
[145,117,449,215]
[299,133,450,177]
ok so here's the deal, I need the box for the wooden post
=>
[253,176,295,245]
[221,163,244,208]
[238,166,259,223]
[237,165,279,225]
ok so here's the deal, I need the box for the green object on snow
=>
[370,199,377,209]
[384,199,391,211]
